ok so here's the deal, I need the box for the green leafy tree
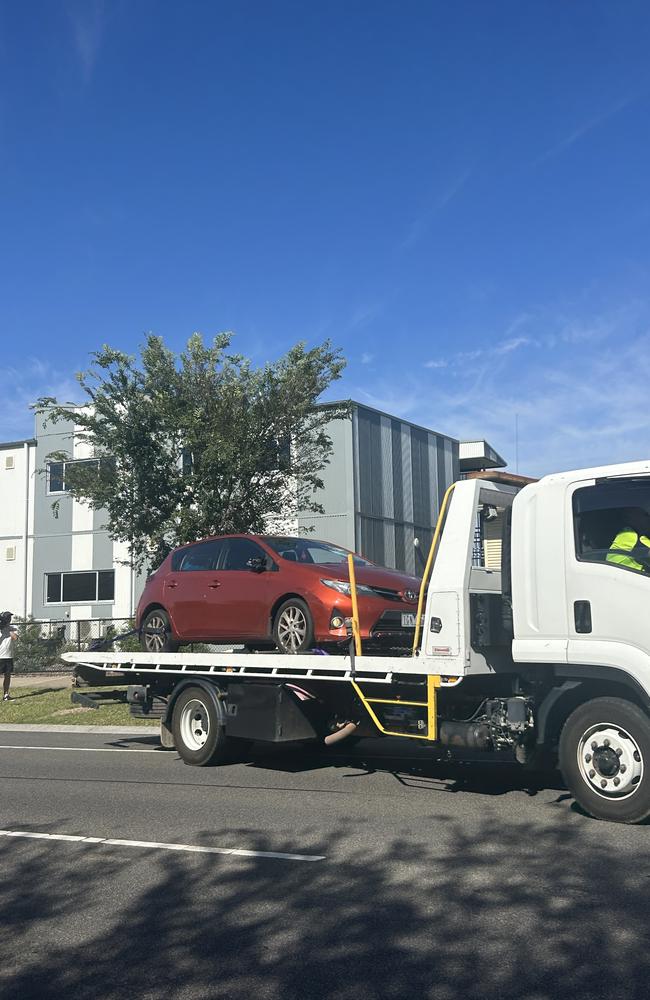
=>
[35,333,347,570]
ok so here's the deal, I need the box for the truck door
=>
[566,477,650,677]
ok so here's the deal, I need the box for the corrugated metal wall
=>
[354,405,459,573]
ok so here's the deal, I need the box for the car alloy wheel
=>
[143,612,168,652]
[273,598,314,654]
[277,605,308,652]
[140,608,178,653]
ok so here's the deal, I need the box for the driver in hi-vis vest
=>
[607,508,650,574]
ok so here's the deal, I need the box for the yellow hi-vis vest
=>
[606,530,650,573]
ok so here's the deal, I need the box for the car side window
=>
[222,538,265,571]
[178,540,224,572]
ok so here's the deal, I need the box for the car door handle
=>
[167,581,178,589]
[209,580,221,589]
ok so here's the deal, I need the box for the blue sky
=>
[1,0,650,477]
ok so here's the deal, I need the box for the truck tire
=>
[273,598,314,653]
[140,608,179,653]
[171,686,230,766]
[559,697,650,824]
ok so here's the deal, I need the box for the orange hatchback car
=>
[137,534,421,654]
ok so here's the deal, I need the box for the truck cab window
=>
[573,480,650,575]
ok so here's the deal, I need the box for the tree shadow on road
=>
[1,807,647,1000]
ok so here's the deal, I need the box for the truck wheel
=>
[559,697,650,824]
[171,686,229,766]
[273,599,314,653]
[140,609,179,653]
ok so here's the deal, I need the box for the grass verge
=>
[0,685,158,727]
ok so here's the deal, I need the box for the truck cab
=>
[421,461,650,823]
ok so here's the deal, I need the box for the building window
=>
[45,570,115,604]
[46,459,102,495]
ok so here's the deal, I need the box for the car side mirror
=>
[247,556,266,573]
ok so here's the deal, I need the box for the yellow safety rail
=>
[348,542,441,741]
[347,553,362,657]
[351,674,441,741]
[412,482,457,655]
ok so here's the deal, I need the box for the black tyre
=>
[272,598,314,654]
[140,608,179,653]
[171,685,230,766]
[559,697,650,824]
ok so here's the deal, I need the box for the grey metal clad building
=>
[297,402,460,574]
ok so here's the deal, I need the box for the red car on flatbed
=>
[137,534,420,654]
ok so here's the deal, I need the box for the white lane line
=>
[0,745,161,753]
[0,829,325,863]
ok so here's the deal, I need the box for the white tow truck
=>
[65,459,650,824]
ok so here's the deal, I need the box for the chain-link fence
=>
[11,618,140,674]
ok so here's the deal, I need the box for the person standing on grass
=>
[0,611,17,702]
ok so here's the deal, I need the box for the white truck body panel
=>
[421,478,515,676]
[513,459,650,698]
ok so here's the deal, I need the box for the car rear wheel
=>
[140,608,179,653]
[273,599,314,654]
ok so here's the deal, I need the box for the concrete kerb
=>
[0,724,159,734]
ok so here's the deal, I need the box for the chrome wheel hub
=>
[180,699,210,751]
[577,723,643,799]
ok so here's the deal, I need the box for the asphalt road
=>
[1,729,649,1000]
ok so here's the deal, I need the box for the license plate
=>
[401,613,417,627]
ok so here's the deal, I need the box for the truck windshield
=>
[264,537,372,566]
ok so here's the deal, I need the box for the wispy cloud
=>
[422,323,537,371]
[401,168,471,251]
[67,0,107,81]
[361,352,374,365]
[536,96,634,163]
[1,360,82,441]
[494,335,533,355]
[346,301,384,332]
[343,302,650,478]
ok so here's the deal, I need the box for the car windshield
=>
[264,537,372,567]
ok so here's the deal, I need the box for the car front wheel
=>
[273,599,314,654]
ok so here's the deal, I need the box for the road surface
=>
[0,728,648,999]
